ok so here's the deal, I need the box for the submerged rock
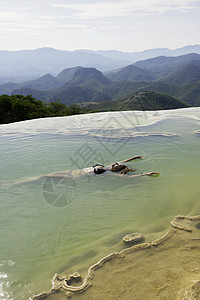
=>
[67,272,82,284]
[123,232,144,244]
[69,272,81,280]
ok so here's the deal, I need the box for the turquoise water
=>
[0,109,200,299]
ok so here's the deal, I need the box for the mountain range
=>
[107,53,200,84]
[1,49,200,109]
[0,45,200,83]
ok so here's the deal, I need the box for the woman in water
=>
[37,155,159,180]
[7,155,159,186]
[82,155,159,177]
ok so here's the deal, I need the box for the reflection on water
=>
[0,109,200,299]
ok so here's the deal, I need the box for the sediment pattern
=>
[151,229,175,246]
[50,243,150,296]
[31,215,200,300]
[176,215,200,221]
[170,220,192,232]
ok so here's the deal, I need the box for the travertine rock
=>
[123,232,144,243]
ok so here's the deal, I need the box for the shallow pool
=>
[0,108,200,299]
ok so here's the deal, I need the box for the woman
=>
[83,155,159,177]
[9,155,159,186]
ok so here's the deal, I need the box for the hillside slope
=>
[174,81,200,106]
[87,91,190,111]
[134,53,200,72]
[105,54,200,83]
[161,64,200,85]
[17,74,63,90]
[106,65,156,82]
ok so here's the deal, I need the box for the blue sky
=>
[0,0,200,51]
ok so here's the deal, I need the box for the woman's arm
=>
[129,172,160,177]
[110,171,160,178]
[118,155,143,164]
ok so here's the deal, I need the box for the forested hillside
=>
[0,95,85,124]
[1,52,200,124]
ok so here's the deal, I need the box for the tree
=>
[0,95,86,124]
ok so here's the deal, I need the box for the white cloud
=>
[0,10,95,35]
[51,0,199,19]
[0,12,56,33]
[0,0,199,51]
[0,12,28,22]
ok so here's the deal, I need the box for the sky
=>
[0,0,200,52]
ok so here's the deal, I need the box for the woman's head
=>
[111,163,126,172]
[111,163,134,174]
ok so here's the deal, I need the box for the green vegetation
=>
[0,91,190,124]
[0,95,85,124]
[174,81,200,106]
[2,53,200,107]
[1,53,200,124]
[85,91,190,112]
[10,68,200,107]
[161,64,200,85]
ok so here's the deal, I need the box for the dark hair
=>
[93,165,106,174]
[111,163,126,172]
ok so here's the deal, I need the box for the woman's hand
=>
[132,155,143,160]
[145,172,160,177]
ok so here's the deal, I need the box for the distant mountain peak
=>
[74,67,103,78]
[67,67,111,86]
[106,64,156,82]
[40,73,55,79]
[56,66,83,83]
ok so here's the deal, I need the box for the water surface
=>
[0,109,200,299]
